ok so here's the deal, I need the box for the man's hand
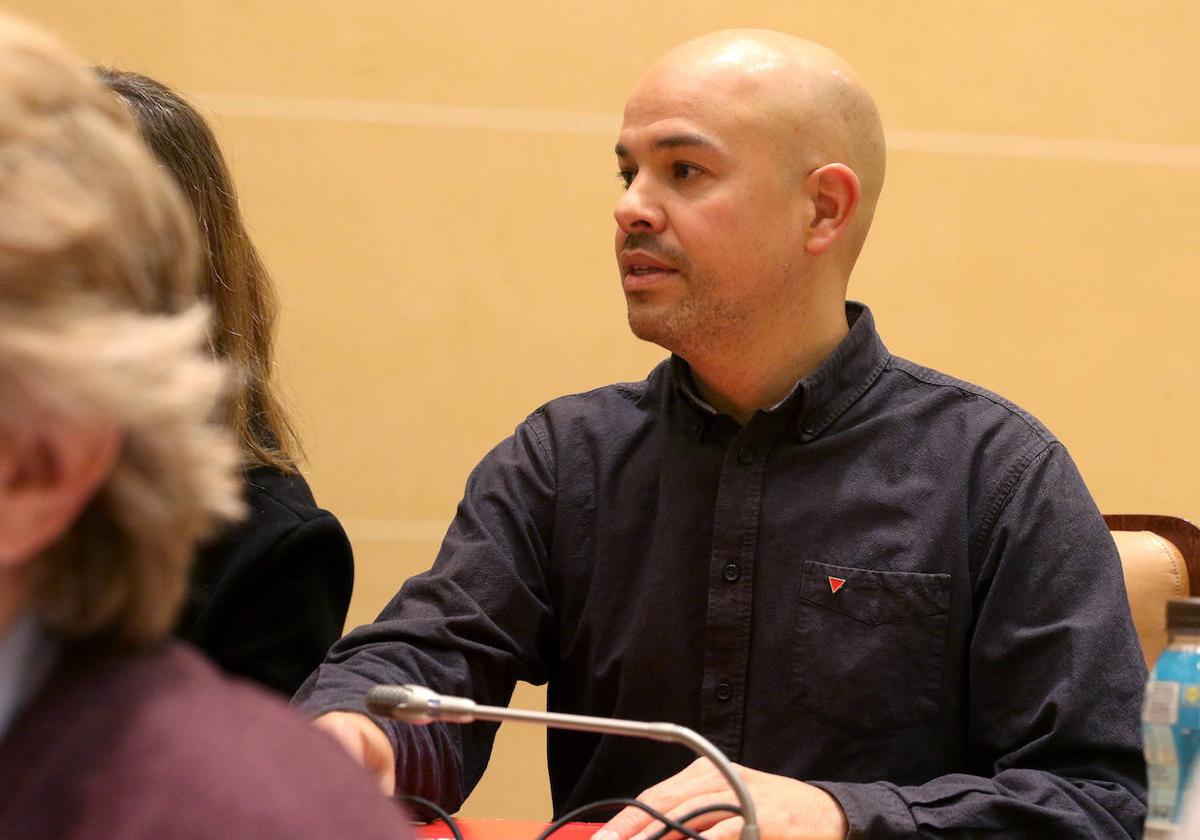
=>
[593,758,848,840]
[313,711,396,795]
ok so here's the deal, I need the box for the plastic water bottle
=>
[1143,598,1200,838]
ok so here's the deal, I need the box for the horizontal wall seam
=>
[196,92,618,135]
[342,518,447,544]
[888,128,1200,168]
[196,91,1200,168]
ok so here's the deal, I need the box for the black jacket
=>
[177,466,353,696]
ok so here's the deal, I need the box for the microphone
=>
[365,684,759,840]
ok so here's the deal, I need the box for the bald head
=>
[614,30,888,367]
[627,30,886,260]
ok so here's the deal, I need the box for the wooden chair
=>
[1105,514,1200,668]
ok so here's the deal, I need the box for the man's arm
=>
[292,417,558,809]
[818,443,1146,838]
[604,443,1146,839]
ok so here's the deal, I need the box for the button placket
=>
[700,418,788,760]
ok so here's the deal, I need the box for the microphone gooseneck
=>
[364,684,760,840]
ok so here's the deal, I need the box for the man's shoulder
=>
[0,642,407,839]
[880,355,1057,449]
[523,360,669,430]
[90,644,373,776]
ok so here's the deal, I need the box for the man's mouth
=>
[628,264,674,276]
[620,250,678,284]
[621,257,677,292]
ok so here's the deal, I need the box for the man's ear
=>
[805,163,861,256]
[0,422,122,569]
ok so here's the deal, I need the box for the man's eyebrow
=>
[614,134,719,157]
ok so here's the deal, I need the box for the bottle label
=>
[1146,681,1182,725]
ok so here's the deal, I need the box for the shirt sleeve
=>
[813,442,1148,838]
[292,416,557,810]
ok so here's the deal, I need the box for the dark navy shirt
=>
[296,303,1146,838]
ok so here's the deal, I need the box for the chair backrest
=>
[1105,514,1200,668]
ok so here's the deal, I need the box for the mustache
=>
[618,232,689,269]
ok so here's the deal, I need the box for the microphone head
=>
[366,684,438,722]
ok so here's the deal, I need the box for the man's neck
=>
[685,305,850,426]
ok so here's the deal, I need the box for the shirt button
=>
[715,682,733,701]
[722,563,740,582]
[691,420,704,436]
[737,446,754,465]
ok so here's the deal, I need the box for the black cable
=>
[399,792,741,840]
[397,793,464,840]
[538,797,651,839]
[538,797,741,840]
[643,804,743,840]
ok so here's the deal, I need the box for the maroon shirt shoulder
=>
[0,641,409,840]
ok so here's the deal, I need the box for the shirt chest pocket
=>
[792,560,951,736]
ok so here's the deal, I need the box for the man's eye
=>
[672,162,702,180]
[616,169,635,190]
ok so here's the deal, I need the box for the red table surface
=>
[415,819,603,840]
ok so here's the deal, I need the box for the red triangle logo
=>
[828,576,846,594]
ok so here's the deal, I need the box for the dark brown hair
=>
[96,68,301,473]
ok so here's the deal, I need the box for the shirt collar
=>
[671,359,719,416]
[670,301,890,440]
[0,611,59,743]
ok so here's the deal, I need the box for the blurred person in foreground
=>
[297,30,1145,839]
[96,67,355,697]
[0,13,408,839]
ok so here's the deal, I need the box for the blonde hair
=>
[0,14,242,650]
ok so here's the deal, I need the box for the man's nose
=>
[614,176,666,234]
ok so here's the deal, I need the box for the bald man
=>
[296,31,1146,839]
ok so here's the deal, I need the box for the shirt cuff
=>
[810,780,918,839]
[291,664,405,762]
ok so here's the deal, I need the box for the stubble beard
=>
[618,232,746,360]
[626,267,747,362]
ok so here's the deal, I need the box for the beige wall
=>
[14,0,1198,819]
